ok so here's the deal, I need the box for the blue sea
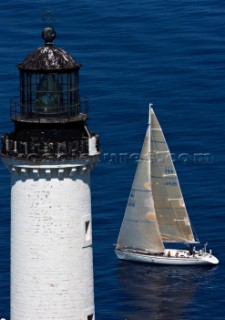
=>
[0,1,225,319]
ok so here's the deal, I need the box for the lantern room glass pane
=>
[36,74,63,114]
[19,70,80,119]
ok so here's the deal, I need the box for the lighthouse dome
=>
[18,27,81,71]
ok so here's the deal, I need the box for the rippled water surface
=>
[0,1,225,319]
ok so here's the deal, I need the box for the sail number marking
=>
[128,201,135,207]
[165,168,174,174]
[128,194,136,207]
[165,181,177,186]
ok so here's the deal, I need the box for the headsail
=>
[116,106,164,254]
[151,109,198,244]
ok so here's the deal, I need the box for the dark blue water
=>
[0,1,225,319]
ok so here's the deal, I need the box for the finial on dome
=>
[40,9,56,45]
[42,26,56,45]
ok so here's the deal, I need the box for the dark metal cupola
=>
[1,27,99,160]
[16,27,83,122]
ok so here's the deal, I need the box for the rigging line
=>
[131,188,152,193]
[124,218,157,224]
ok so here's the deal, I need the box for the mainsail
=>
[151,109,197,243]
[116,110,164,254]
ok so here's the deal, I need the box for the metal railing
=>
[1,132,99,161]
[10,95,89,123]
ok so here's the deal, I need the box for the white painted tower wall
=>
[3,158,98,320]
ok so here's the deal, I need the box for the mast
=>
[1,26,100,320]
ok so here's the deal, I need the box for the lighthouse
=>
[1,27,100,320]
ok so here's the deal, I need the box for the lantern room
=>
[11,26,87,123]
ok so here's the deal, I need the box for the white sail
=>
[116,108,165,254]
[151,109,197,243]
[115,107,218,266]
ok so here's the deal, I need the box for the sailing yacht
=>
[115,106,219,266]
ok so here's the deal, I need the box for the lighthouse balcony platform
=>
[1,133,100,160]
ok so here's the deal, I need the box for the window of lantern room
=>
[36,73,63,114]
[19,70,80,118]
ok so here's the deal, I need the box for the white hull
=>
[115,249,219,266]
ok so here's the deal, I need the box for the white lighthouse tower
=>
[1,27,100,320]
